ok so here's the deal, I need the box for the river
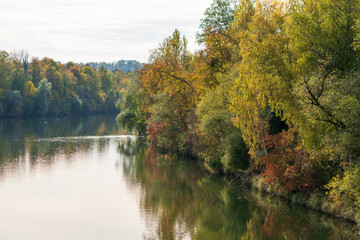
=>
[0,115,357,240]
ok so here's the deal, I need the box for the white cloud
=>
[0,0,213,63]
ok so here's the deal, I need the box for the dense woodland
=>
[116,0,360,230]
[0,51,136,117]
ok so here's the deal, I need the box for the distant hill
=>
[81,60,143,72]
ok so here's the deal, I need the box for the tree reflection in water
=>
[0,116,357,240]
[119,139,359,240]
[0,115,125,179]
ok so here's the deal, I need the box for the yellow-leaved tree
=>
[230,0,291,165]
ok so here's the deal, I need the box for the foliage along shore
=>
[0,50,138,118]
[247,174,357,224]
[229,170,357,225]
[116,0,360,233]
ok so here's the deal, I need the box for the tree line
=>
[116,0,360,229]
[84,60,143,73]
[0,50,136,117]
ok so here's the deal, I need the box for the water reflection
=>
[0,115,131,198]
[119,139,359,240]
[0,115,125,169]
[0,116,144,240]
[0,116,357,240]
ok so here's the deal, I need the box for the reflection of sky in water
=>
[0,116,145,240]
[0,136,145,240]
[0,116,358,240]
[33,135,136,142]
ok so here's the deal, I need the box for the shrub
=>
[327,162,360,226]
[261,131,324,194]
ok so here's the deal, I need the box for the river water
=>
[0,115,357,240]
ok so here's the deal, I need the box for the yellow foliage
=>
[230,0,291,163]
[22,81,37,98]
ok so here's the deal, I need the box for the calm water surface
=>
[0,115,358,240]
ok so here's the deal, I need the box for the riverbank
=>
[243,174,358,225]
[148,142,359,230]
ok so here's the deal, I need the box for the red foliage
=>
[261,131,322,193]
[147,122,164,145]
[145,145,158,170]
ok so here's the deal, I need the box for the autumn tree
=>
[0,51,126,117]
[197,0,240,74]
[29,57,42,85]
[229,0,289,165]
[140,29,199,154]
[98,66,113,92]
[11,50,30,77]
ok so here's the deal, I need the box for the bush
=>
[222,130,249,171]
[327,162,360,227]
[261,131,324,194]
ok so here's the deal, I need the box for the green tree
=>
[70,95,83,115]
[5,90,23,116]
[116,76,148,136]
[98,66,113,92]
[34,78,52,117]
[197,68,249,172]
[0,51,13,99]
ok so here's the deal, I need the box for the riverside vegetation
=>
[0,116,357,239]
[1,0,359,234]
[116,0,360,233]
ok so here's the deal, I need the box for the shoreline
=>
[233,174,358,224]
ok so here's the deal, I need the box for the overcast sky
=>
[0,0,213,63]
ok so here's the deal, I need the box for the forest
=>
[116,0,360,231]
[84,60,143,73]
[0,51,137,117]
